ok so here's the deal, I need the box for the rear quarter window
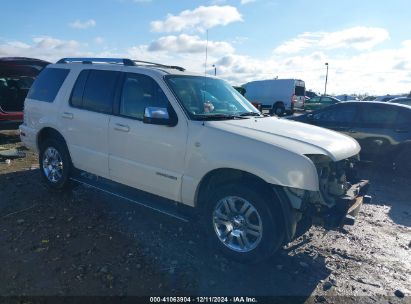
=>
[27,68,69,102]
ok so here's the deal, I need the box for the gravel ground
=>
[0,129,410,303]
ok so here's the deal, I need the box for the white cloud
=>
[0,36,90,62]
[1,28,409,95]
[150,5,242,33]
[148,34,234,55]
[240,0,256,4]
[94,37,105,44]
[69,19,96,29]
[274,26,389,54]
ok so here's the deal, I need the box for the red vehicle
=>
[0,57,49,128]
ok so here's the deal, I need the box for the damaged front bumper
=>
[313,179,371,229]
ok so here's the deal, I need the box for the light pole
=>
[324,62,329,96]
[212,64,216,76]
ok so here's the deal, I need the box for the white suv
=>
[20,58,370,262]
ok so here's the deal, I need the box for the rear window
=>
[295,85,305,96]
[27,68,69,102]
[70,69,119,114]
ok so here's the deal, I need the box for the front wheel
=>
[203,183,284,263]
[39,138,72,190]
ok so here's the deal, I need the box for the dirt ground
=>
[0,129,410,303]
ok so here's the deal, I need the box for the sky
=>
[1,0,410,95]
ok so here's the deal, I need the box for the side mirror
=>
[143,107,177,126]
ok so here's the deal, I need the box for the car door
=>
[305,96,320,110]
[310,103,359,135]
[108,72,188,202]
[60,68,121,178]
[355,103,402,159]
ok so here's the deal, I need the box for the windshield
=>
[165,75,260,120]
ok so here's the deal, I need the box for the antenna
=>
[204,29,208,77]
[203,29,209,104]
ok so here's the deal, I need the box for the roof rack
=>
[56,57,185,71]
[132,59,185,72]
[56,58,135,66]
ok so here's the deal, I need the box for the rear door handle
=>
[61,112,74,119]
[114,123,130,132]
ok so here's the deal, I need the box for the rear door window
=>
[70,69,119,114]
[358,104,398,127]
[27,68,69,102]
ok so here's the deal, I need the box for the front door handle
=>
[114,123,130,132]
[61,112,74,119]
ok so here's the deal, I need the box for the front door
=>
[108,72,187,202]
[311,103,359,135]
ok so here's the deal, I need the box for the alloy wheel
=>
[212,196,263,253]
[42,147,64,183]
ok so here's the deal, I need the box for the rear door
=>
[294,80,305,109]
[60,68,121,178]
[355,103,402,159]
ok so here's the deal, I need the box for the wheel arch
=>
[273,101,285,108]
[195,167,297,242]
[195,168,276,209]
[37,127,69,151]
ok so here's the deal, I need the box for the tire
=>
[272,103,285,116]
[393,148,411,177]
[39,137,73,190]
[203,183,284,263]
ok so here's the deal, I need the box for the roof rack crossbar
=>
[132,60,185,71]
[56,58,135,66]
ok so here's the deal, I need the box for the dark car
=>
[288,101,411,171]
[0,57,49,128]
[304,95,341,111]
[305,90,319,99]
[388,97,411,106]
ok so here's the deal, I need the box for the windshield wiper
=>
[194,114,247,121]
[238,112,263,117]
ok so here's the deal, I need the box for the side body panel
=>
[108,69,189,202]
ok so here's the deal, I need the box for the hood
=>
[205,117,360,161]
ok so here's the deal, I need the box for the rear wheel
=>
[39,138,72,190]
[203,183,284,263]
[271,103,285,116]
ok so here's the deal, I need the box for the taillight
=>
[291,94,297,103]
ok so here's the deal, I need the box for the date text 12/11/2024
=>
[149,297,258,303]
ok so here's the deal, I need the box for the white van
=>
[243,79,305,116]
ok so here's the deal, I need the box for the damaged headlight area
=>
[305,154,360,208]
[281,154,369,234]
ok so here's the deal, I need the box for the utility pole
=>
[324,62,329,96]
